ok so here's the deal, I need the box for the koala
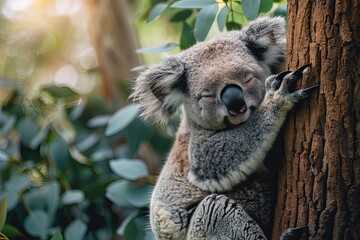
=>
[133,17,315,239]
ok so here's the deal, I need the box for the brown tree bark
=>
[272,1,360,239]
[84,0,141,104]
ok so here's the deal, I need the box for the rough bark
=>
[272,1,360,239]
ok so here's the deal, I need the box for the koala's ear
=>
[131,56,187,125]
[241,16,286,72]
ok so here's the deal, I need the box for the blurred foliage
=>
[0,0,286,239]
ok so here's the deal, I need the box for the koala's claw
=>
[280,226,308,240]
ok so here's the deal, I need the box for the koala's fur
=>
[133,17,311,239]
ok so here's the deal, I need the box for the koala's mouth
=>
[225,107,252,127]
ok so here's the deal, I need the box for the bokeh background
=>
[0,0,286,239]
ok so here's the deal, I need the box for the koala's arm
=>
[188,65,317,192]
[149,120,207,239]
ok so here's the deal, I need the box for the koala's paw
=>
[264,64,318,108]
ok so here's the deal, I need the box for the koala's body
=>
[133,17,314,239]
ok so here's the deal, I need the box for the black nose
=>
[220,85,247,116]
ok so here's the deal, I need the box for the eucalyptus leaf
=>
[0,149,8,162]
[259,0,273,13]
[242,0,261,20]
[17,118,39,148]
[0,196,7,231]
[5,174,31,192]
[217,6,229,31]
[272,4,287,18]
[30,127,49,149]
[64,219,87,240]
[136,43,178,54]
[170,9,192,22]
[147,3,168,22]
[105,180,132,207]
[76,134,99,152]
[194,4,218,41]
[23,182,60,223]
[105,104,139,136]
[40,85,79,99]
[171,0,215,9]
[87,115,111,128]
[1,115,15,135]
[4,191,18,211]
[180,21,196,49]
[109,159,148,181]
[61,190,85,205]
[106,180,152,208]
[116,210,139,236]
[126,184,153,208]
[50,230,64,240]
[24,210,49,239]
[1,224,23,238]
[48,137,71,170]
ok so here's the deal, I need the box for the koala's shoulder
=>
[166,119,191,175]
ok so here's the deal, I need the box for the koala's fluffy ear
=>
[132,56,187,125]
[241,16,286,72]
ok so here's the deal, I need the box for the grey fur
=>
[133,17,310,239]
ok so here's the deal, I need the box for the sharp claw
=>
[281,226,308,240]
[302,84,320,94]
[292,63,312,78]
[275,71,292,81]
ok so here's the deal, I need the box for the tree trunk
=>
[84,0,141,105]
[272,1,360,239]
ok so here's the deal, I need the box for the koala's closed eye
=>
[200,91,216,103]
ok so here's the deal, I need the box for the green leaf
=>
[126,184,153,208]
[50,230,64,240]
[4,191,18,211]
[242,0,261,20]
[105,104,139,136]
[0,197,7,231]
[106,180,131,207]
[170,9,192,22]
[48,137,71,170]
[180,21,196,49]
[147,3,168,22]
[61,190,85,205]
[171,0,215,9]
[64,219,87,240]
[226,21,242,30]
[217,6,229,31]
[17,118,39,149]
[30,127,49,149]
[23,182,60,223]
[109,159,148,181]
[5,174,31,192]
[105,180,152,208]
[24,210,49,239]
[259,0,273,13]
[87,115,111,128]
[0,149,8,162]
[116,210,139,236]
[76,134,99,152]
[40,85,79,99]
[136,43,178,54]
[272,4,287,18]
[1,225,23,238]
[194,4,218,41]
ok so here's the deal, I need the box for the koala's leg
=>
[187,194,267,240]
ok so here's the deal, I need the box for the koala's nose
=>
[220,85,247,116]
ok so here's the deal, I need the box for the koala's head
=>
[133,17,286,130]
